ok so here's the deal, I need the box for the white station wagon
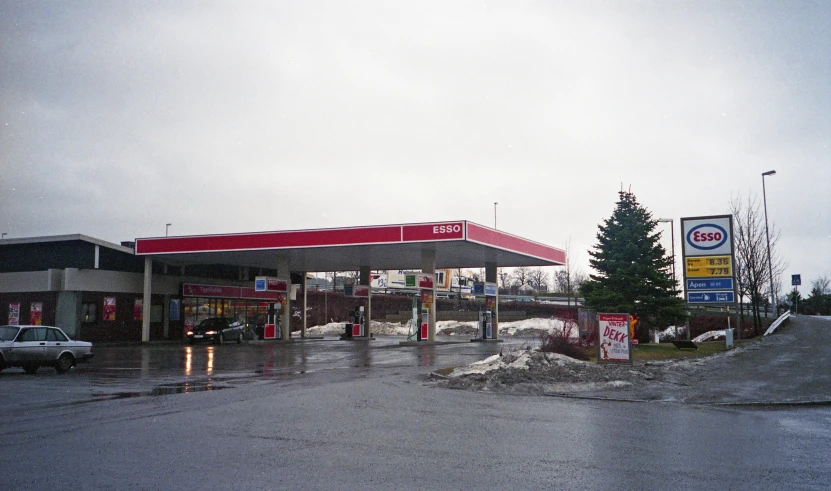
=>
[0,325,94,374]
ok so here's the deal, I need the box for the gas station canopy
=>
[135,220,565,271]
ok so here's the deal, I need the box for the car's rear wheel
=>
[55,354,74,374]
[0,357,6,372]
[22,363,38,374]
[218,334,224,345]
[237,332,243,344]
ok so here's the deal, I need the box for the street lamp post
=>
[762,170,777,316]
[166,223,172,237]
[658,218,677,340]
[494,202,498,229]
[657,218,676,289]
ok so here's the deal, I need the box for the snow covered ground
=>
[302,317,571,337]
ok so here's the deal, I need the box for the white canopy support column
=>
[278,257,291,341]
[486,262,499,340]
[360,266,371,337]
[142,257,152,342]
[422,249,436,341]
[301,271,307,339]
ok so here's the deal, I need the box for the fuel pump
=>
[479,309,493,339]
[481,296,496,339]
[418,304,430,341]
[264,301,283,340]
[417,289,432,341]
[352,304,366,337]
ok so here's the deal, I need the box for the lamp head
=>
[762,170,776,176]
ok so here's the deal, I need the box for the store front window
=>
[182,298,270,333]
[180,283,285,336]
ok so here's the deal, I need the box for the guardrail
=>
[763,310,791,336]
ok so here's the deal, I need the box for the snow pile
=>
[304,321,411,336]
[435,348,705,397]
[303,317,574,337]
[436,320,478,336]
[499,318,571,337]
[448,350,584,378]
[658,325,687,341]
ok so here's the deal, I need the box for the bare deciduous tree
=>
[730,194,787,335]
[511,266,531,293]
[498,270,511,289]
[554,238,585,307]
[813,276,830,295]
[527,267,549,292]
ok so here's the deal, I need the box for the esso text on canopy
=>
[687,223,728,250]
[433,224,462,234]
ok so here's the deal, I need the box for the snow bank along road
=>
[439,315,831,405]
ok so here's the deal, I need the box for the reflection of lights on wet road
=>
[207,347,214,375]
[185,346,192,376]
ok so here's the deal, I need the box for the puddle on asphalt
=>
[92,382,229,400]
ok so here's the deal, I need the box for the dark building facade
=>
[0,235,286,342]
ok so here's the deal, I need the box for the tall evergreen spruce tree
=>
[580,190,686,341]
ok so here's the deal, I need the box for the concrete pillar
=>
[360,266,371,337]
[422,249,436,341]
[142,258,152,342]
[301,272,307,339]
[486,262,499,340]
[278,257,291,341]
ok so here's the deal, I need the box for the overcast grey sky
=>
[1,1,829,289]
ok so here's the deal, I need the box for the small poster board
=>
[104,297,116,321]
[30,302,43,325]
[597,313,632,363]
[133,298,143,321]
[170,299,181,321]
[9,303,20,325]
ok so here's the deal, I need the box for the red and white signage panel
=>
[183,283,283,300]
[681,216,732,257]
[255,277,288,293]
[352,285,371,298]
[402,222,465,242]
[598,313,632,363]
[183,284,240,298]
[417,273,434,290]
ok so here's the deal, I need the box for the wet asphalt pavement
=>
[1,319,830,490]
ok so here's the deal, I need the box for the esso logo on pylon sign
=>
[687,224,728,251]
[433,224,462,234]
